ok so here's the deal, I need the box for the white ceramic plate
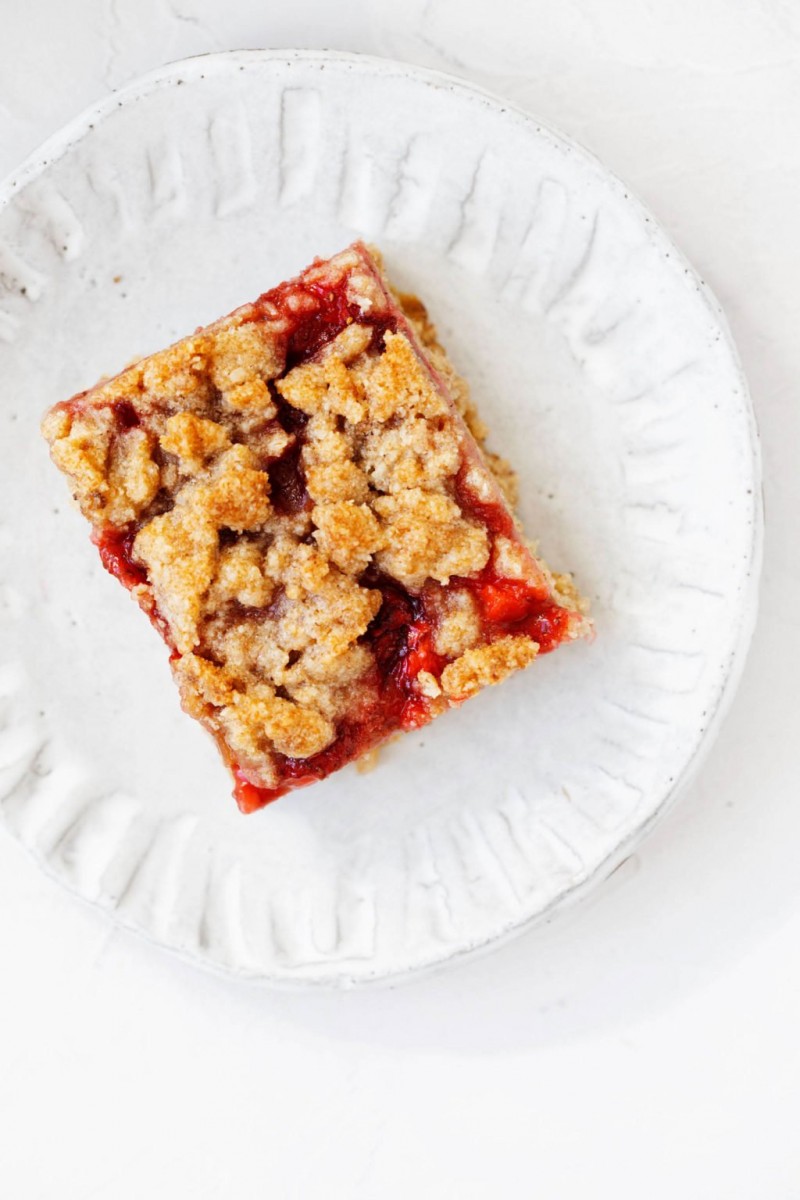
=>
[0,50,760,986]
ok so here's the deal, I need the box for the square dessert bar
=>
[42,243,590,812]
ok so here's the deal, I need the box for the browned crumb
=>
[440,636,539,701]
[356,747,381,775]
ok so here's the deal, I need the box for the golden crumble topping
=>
[141,335,211,407]
[195,443,272,532]
[430,588,482,659]
[133,503,219,654]
[359,415,460,494]
[207,541,274,610]
[321,322,373,364]
[311,501,385,575]
[277,354,367,423]
[42,242,589,806]
[43,405,161,526]
[161,412,231,473]
[440,636,539,701]
[220,684,335,763]
[373,488,489,590]
[492,534,536,582]
[355,331,448,422]
[210,323,285,395]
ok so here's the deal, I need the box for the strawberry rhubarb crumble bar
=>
[42,243,590,812]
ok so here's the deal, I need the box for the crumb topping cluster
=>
[42,245,586,798]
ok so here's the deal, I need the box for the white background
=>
[1,2,799,1196]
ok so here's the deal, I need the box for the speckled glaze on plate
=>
[0,50,760,986]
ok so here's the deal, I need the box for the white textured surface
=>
[1,2,799,1196]
[0,51,759,984]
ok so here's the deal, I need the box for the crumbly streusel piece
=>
[42,242,590,812]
